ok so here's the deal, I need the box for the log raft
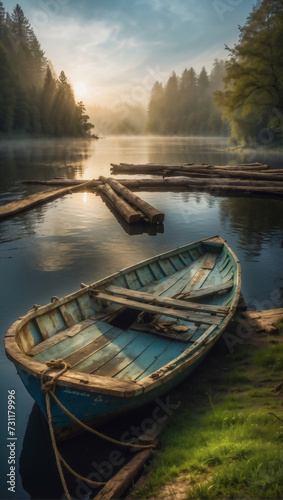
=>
[98,176,165,225]
[2,161,282,221]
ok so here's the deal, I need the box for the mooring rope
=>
[41,359,155,499]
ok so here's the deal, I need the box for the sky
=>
[4,0,257,107]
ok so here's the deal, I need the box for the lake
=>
[0,136,282,499]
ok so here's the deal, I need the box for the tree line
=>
[147,0,283,145]
[0,3,94,137]
[147,60,230,136]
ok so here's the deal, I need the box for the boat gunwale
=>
[4,235,241,398]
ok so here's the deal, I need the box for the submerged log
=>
[97,184,142,224]
[209,185,283,197]
[0,179,97,220]
[100,176,164,224]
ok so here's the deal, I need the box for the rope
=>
[41,360,106,500]
[49,391,155,450]
[41,359,155,499]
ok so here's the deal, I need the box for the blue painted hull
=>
[17,350,207,436]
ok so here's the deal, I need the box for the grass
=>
[274,317,283,334]
[130,324,283,499]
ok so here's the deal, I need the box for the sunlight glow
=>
[83,192,88,203]
[74,82,87,99]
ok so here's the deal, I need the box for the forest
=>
[146,60,229,136]
[147,0,283,145]
[0,3,93,137]
[0,0,282,144]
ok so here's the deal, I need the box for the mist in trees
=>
[215,0,283,146]
[0,3,93,137]
[147,60,229,136]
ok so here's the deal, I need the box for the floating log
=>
[98,188,164,235]
[100,176,165,224]
[97,184,142,224]
[0,179,97,220]
[111,163,283,182]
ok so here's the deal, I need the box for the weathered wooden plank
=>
[59,300,83,327]
[93,332,158,377]
[35,310,66,339]
[115,336,172,380]
[105,285,229,314]
[179,279,234,300]
[29,317,96,356]
[63,326,124,367]
[74,330,141,374]
[33,321,114,363]
[135,339,189,380]
[92,291,222,325]
[140,255,207,298]
[241,308,283,333]
[180,254,218,294]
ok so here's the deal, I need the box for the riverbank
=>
[128,313,283,500]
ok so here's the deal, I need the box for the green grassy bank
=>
[130,317,283,499]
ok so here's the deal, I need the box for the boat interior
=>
[17,239,237,382]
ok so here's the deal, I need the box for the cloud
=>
[9,0,257,107]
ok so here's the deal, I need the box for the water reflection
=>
[220,197,283,259]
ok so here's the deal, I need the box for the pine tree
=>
[147,81,164,133]
[0,44,15,131]
[178,67,198,134]
[163,72,179,134]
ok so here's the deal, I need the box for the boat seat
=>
[91,289,224,326]
[104,285,229,315]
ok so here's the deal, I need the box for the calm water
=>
[0,136,282,499]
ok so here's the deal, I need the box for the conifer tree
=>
[147,81,164,133]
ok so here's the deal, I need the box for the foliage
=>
[146,59,230,136]
[215,0,283,145]
[0,3,93,137]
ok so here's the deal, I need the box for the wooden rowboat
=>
[5,236,241,440]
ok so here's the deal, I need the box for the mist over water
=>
[0,136,282,499]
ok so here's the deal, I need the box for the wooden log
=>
[0,179,97,220]
[100,176,164,224]
[94,415,166,500]
[97,184,142,224]
[98,188,164,235]
[110,163,283,182]
[241,308,283,334]
[95,449,153,500]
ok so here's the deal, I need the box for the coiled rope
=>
[41,359,155,500]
